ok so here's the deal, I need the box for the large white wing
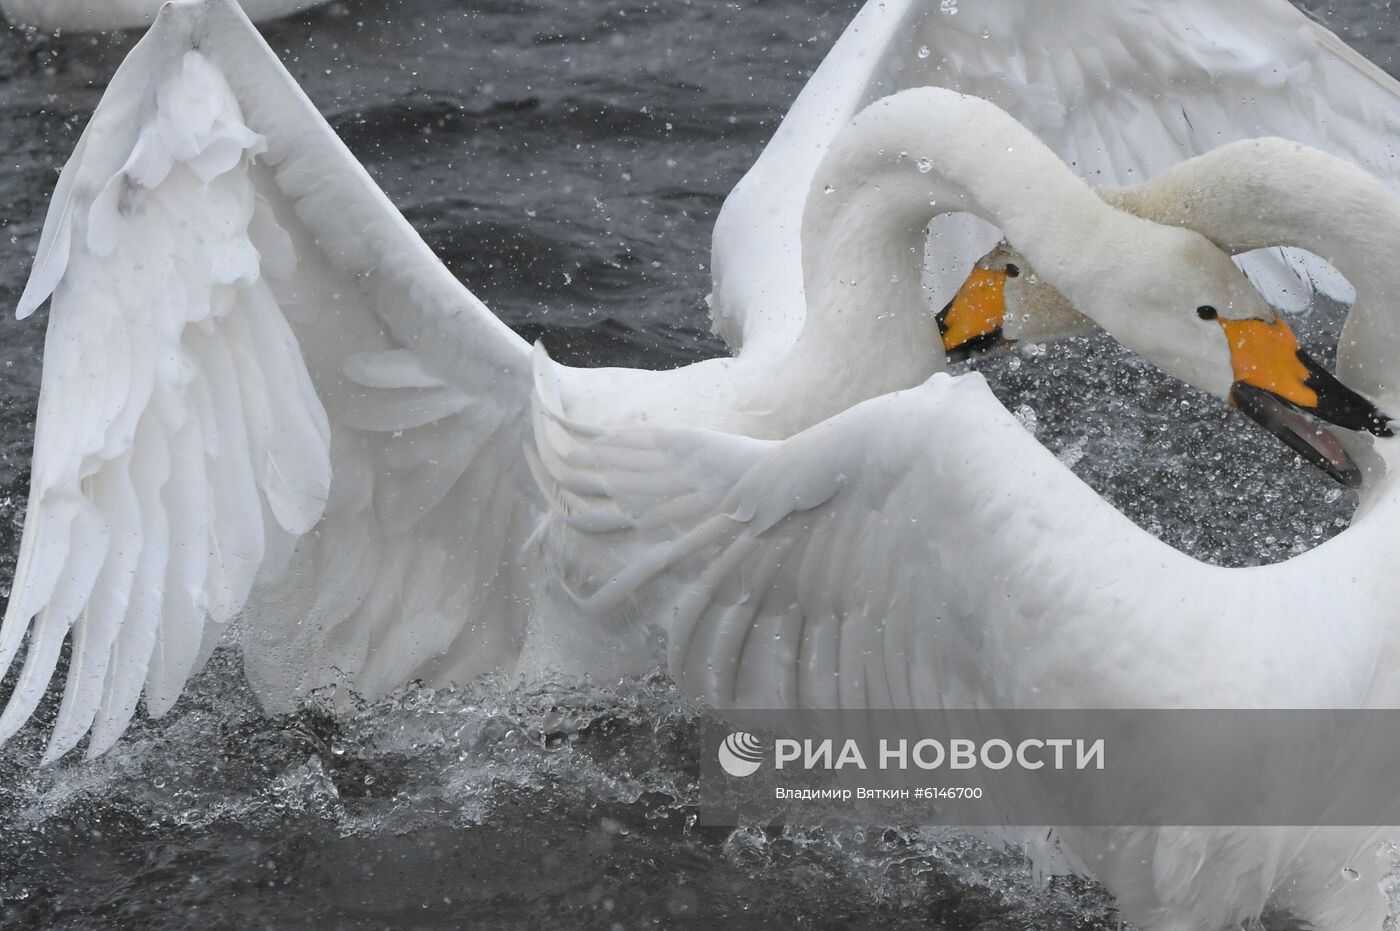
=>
[712,0,1400,356]
[0,0,538,760]
[529,368,1106,711]
[530,362,1364,713]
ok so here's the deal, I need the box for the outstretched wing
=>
[712,0,1400,356]
[530,366,1111,710]
[1,0,538,760]
[530,361,1366,713]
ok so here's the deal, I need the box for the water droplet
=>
[917,45,931,59]
[152,775,166,789]
[1014,405,1039,434]
[1058,439,1087,470]
[916,157,934,174]
[823,184,836,194]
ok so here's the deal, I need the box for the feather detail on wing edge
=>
[1,0,540,761]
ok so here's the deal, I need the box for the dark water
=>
[0,0,1395,927]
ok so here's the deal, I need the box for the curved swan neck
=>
[784,89,1128,413]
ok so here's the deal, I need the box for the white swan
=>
[4,0,1400,928]
[2,0,329,31]
[707,0,1388,359]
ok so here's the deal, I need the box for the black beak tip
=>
[941,329,1013,364]
[1297,349,1395,438]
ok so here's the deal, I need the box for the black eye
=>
[1196,305,1218,320]
[1004,263,1021,278]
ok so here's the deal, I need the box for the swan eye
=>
[1004,263,1021,278]
[1197,305,1218,321]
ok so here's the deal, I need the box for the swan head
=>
[938,243,1089,361]
[942,235,1394,487]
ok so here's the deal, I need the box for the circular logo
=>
[718,731,764,777]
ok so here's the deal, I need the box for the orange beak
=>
[1221,317,1392,487]
[1220,319,1318,410]
[937,267,1013,362]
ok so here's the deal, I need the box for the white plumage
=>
[2,5,541,759]
[707,0,1399,357]
[7,1,1400,927]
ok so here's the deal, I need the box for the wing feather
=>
[0,501,107,741]
[1,0,541,757]
[531,367,1357,717]
[45,449,142,761]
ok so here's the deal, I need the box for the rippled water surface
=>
[0,0,1396,927]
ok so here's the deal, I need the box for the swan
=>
[1,0,329,31]
[4,0,1400,928]
[529,104,1400,931]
